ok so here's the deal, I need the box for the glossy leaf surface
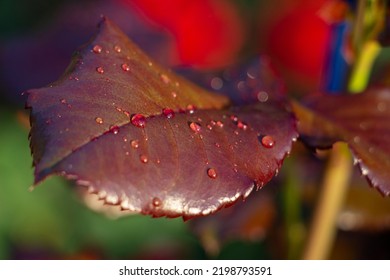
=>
[27,18,297,218]
[292,88,390,196]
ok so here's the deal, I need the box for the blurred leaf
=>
[292,88,390,196]
[189,185,276,256]
[0,0,174,106]
[176,56,285,106]
[27,18,298,219]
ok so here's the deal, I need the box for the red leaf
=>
[26,18,297,218]
[292,88,390,196]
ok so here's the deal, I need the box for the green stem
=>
[303,143,352,259]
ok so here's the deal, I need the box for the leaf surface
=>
[292,88,390,196]
[27,18,297,218]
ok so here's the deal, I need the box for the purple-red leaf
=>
[292,88,390,196]
[27,18,297,218]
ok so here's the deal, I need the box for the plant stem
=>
[302,143,352,259]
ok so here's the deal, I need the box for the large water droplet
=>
[207,168,217,179]
[131,114,146,128]
[96,66,104,74]
[189,122,201,133]
[92,45,103,54]
[261,135,275,148]
[95,117,103,124]
[121,63,130,71]
[140,154,148,163]
[152,197,162,207]
[162,108,175,119]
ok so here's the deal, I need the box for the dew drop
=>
[95,117,103,124]
[131,114,146,128]
[215,142,221,148]
[92,45,103,54]
[207,125,213,130]
[189,122,201,133]
[60,98,67,104]
[109,125,120,134]
[160,74,170,84]
[186,104,196,114]
[114,45,121,53]
[130,139,139,149]
[162,108,175,119]
[140,154,148,163]
[230,115,238,123]
[237,121,248,130]
[207,168,217,179]
[261,135,275,148]
[96,66,104,74]
[152,197,162,207]
[121,63,130,71]
[216,121,224,128]
[171,91,177,98]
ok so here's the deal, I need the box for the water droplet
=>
[207,168,217,179]
[92,45,102,54]
[215,143,221,148]
[230,115,238,124]
[186,104,196,114]
[162,108,175,119]
[140,154,148,163]
[216,121,224,128]
[96,66,104,74]
[261,135,275,148]
[121,63,130,71]
[171,91,177,98]
[109,125,120,134]
[189,122,201,133]
[237,121,248,130]
[130,139,139,149]
[152,197,162,207]
[131,114,146,128]
[207,124,213,130]
[114,45,121,53]
[160,74,170,84]
[257,91,269,102]
[95,117,103,124]
[148,61,153,67]
[210,77,223,90]
[60,98,67,104]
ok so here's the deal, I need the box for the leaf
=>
[26,18,297,219]
[189,184,276,255]
[292,88,390,196]
[176,56,285,106]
